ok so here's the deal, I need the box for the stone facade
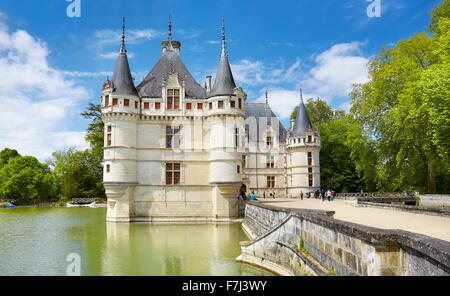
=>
[101,21,321,222]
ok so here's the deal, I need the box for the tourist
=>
[327,190,331,201]
[321,189,326,202]
[331,190,336,201]
[273,192,276,199]
[251,191,257,201]
[263,191,266,199]
[300,191,304,200]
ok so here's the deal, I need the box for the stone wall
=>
[419,194,450,208]
[239,202,450,276]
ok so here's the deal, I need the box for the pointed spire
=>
[120,17,126,54]
[209,17,236,97]
[112,18,138,97]
[265,88,269,104]
[168,14,173,40]
[291,88,313,137]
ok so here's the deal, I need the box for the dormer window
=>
[218,101,224,109]
[104,95,109,107]
[167,89,180,110]
[308,135,312,143]
[124,99,130,107]
[231,100,236,108]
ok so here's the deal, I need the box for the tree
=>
[350,1,450,193]
[49,148,105,200]
[0,156,57,202]
[0,148,21,168]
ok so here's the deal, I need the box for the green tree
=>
[350,1,450,193]
[0,156,57,202]
[49,148,105,200]
[0,148,21,168]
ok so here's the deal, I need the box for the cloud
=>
[301,42,369,98]
[94,28,163,46]
[230,58,302,86]
[251,88,318,120]
[0,15,90,160]
[176,29,202,39]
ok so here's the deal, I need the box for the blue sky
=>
[0,0,443,159]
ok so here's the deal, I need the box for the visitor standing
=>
[251,191,257,201]
[300,191,304,200]
[331,190,336,201]
[273,192,276,199]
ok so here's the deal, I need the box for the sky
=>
[0,0,443,160]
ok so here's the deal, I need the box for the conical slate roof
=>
[292,98,313,137]
[137,42,207,99]
[112,20,138,97]
[245,103,287,142]
[209,19,236,97]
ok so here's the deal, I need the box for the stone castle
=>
[101,19,321,222]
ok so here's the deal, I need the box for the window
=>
[266,155,275,168]
[308,152,313,166]
[235,128,239,148]
[112,98,118,106]
[266,136,273,149]
[237,165,240,174]
[308,167,313,174]
[238,98,242,109]
[144,102,150,109]
[218,101,224,109]
[124,99,130,107]
[104,95,109,107]
[209,102,213,110]
[186,103,192,110]
[197,103,203,110]
[308,135,312,143]
[106,164,110,173]
[309,174,313,187]
[106,125,112,146]
[166,126,181,148]
[242,155,246,168]
[135,101,138,108]
[155,102,161,110]
[166,163,181,185]
[167,89,180,109]
[231,100,236,108]
[267,176,275,188]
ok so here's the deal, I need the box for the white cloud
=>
[94,28,163,46]
[231,58,302,86]
[302,42,369,98]
[0,16,90,160]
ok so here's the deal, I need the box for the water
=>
[0,207,272,276]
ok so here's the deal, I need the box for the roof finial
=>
[120,17,126,54]
[265,88,269,105]
[168,14,172,40]
[221,17,227,57]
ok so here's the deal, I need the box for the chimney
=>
[290,118,295,130]
[206,76,212,92]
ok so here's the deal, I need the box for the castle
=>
[101,19,321,222]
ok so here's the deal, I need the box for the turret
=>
[286,89,321,197]
[102,18,139,222]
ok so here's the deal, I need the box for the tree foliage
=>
[0,153,57,202]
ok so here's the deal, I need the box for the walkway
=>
[259,198,450,242]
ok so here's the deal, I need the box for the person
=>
[300,191,304,200]
[321,189,326,202]
[251,191,257,201]
[263,191,266,199]
[273,192,276,199]
[331,190,336,201]
[315,190,320,199]
[326,190,331,201]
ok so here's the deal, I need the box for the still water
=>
[0,207,272,276]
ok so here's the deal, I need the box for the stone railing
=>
[238,202,450,276]
[336,191,418,200]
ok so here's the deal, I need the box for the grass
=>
[328,266,336,276]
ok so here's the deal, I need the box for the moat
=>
[0,207,272,276]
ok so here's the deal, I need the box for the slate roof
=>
[136,44,207,99]
[112,51,139,97]
[291,100,313,137]
[245,103,287,142]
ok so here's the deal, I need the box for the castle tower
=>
[101,19,140,222]
[286,89,321,197]
[207,18,246,218]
